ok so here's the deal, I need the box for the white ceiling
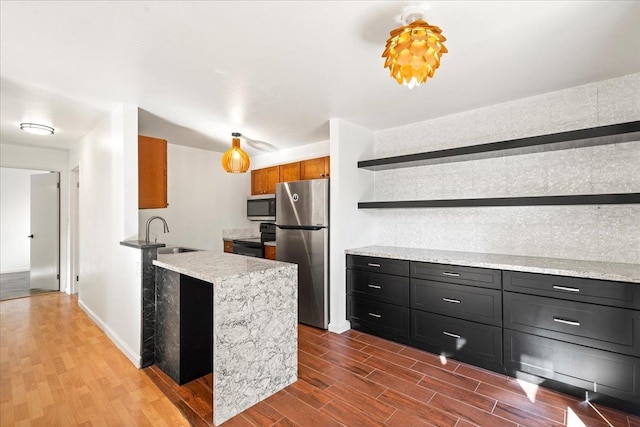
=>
[1,1,639,154]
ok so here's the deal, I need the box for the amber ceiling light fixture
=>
[222,132,250,173]
[382,6,447,88]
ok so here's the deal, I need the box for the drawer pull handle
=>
[368,284,382,289]
[367,263,381,268]
[553,317,580,326]
[368,313,381,318]
[552,285,580,293]
[442,331,461,339]
[442,298,461,304]
[443,272,461,277]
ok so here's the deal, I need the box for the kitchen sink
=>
[157,246,199,254]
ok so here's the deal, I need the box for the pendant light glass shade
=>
[382,18,447,88]
[221,133,250,173]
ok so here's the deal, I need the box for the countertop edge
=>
[120,240,166,249]
[152,252,294,283]
[345,246,640,284]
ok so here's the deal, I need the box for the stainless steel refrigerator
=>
[276,178,329,329]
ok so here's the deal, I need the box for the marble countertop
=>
[345,246,640,283]
[222,227,260,240]
[120,240,166,249]
[154,251,292,283]
[264,241,276,247]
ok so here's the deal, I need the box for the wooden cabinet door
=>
[251,166,279,195]
[264,245,276,260]
[138,135,167,209]
[251,169,263,195]
[223,240,234,253]
[300,156,330,180]
[279,162,301,183]
[264,166,279,194]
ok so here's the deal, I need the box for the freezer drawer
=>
[276,227,328,329]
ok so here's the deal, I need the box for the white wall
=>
[70,104,143,367]
[0,168,45,273]
[251,140,329,169]
[138,144,252,250]
[328,118,376,333]
[371,73,640,264]
[0,144,70,290]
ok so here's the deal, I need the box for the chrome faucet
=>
[145,216,170,243]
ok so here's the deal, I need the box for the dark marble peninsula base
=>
[120,240,165,368]
[155,268,213,385]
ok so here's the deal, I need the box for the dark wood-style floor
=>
[0,271,53,301]
[144,324,640,427]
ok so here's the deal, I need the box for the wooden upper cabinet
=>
[279,162,301,183]
[138,135,168,209]
[264,245,276,260]
[252,156,329,194]
[300,156,330,180]
[251,166,279,195]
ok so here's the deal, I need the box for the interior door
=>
[30,172,59,291]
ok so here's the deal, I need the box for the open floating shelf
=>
[358,121,640,171]
[358,193,640,209]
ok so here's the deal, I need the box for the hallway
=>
[0,271,54,301]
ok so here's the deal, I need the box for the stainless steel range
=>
[232,223,275,258]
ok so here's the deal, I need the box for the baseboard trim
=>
[78,299,141,368]
[328,319,351,334]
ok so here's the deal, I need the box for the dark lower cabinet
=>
[503,292,640,355]
[411,310,503,368]
[347,269,409,306]
[155,268,213,385]
[411,278,502,326]
[347,295,409,339]
[346,254,640,414]
[504,329,640,405]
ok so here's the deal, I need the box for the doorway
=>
[0,167,60,300]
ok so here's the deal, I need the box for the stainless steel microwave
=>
[247,195,276,221]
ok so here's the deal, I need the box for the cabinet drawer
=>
[347,269,409,306]
[503,270,640,309]
[411,262,501,289]
[504,292,640,356]
[504,330,640,404]
[411,279,502,326]
[348,296,409,338]
[411,311,502,365]
[347,255,409,277]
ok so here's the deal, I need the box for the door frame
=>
[70,167,80,294]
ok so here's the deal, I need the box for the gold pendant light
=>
[221,132,250,173]
[382,7,447,88]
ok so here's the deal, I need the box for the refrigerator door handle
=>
[276,225,325,231]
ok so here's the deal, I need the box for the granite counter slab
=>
[154,251,291,283]
[345,246,640,283]
[153,251,298,425]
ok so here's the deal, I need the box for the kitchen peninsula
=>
[153,251,298,425]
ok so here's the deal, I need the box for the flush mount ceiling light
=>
[382,6,448,88]
[221,132,250,173]
[19,122,55,135]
